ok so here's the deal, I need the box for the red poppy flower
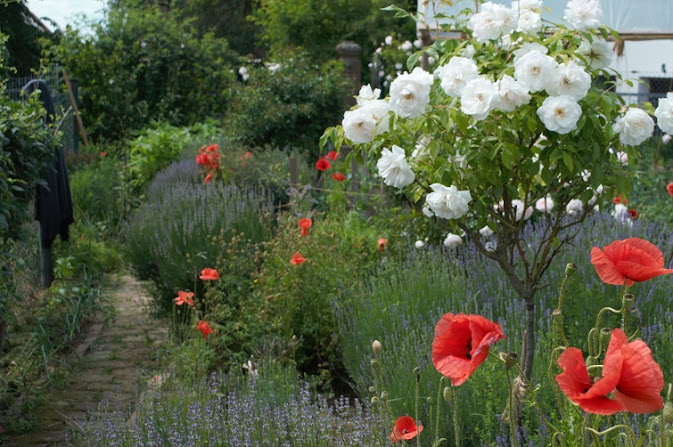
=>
[99,151,108,158]
[667,182,673,197]
[390,416,423,443]
[174,291,195,306]
[432,313,505,386]
[196,151,208,166]
[197,320,214,340]
[628,209,638,219]
[243,151,253,159]
[204,173,213,184]
[199,268,219,281]
[315,157,331,171]
[326,150,338,161]
[290,252,306,265]
[205,144,219,153]
[556,329,664,415]
[332,172,346,182]
[377,237,388,253]
[612,195,628,205]
[298,218,312,236]
[591,238,673,286]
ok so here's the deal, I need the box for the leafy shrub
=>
[43,6,237,141]
[69,157,123,225]
[224,52,351,160]
[124,179,273,311]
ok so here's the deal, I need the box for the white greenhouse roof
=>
[417,0,673,35]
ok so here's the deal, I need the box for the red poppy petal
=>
[556,348,593,399]
[591,246,629,286]
[583,334,623,400]
[613,333,664,413]
[615,261,673,282]
[622,238,664,266]
[575,396,625,415]
[614,388,664,414]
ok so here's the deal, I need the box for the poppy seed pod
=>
[381,391,390,400]
[622,293,635,311]
[371,396,380,405]
[600,327,612,347]
[372,340,383,355]
[565,263,577,277]
[505,352,519,369]
[368,386,376,393]
[413,366,421,376]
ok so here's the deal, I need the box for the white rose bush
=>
[321,0,672,394]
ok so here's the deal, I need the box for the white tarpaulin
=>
[417,0,673,34]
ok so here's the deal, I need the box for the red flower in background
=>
[326,150,338,161]
[298,218,312,236]
[432,313,505,386]
[204,173,213,184]
[174,291,195,306]
[99,151,108,158]
[290,252,306,265]
[667,182,673,197]
[628,209,638,219]
[332,172,346,182]
[556,329,664,415]
[315,157,331,171]
[390,416,423,443]
[612,195,628,205]
[377,238,388,253]
[591,238,673,286]
[199,268,219,281]
[197,320,214,340]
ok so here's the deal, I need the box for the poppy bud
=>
[371,397,380,405]
[552,309,562,317]
[630,307,640,319]
[372,340,382,355]
[368,386,376,393]
[622,293,634,311]
[505,352,519,369]
[664,402,673,424]
[600,327,612,347]
[381,391,390,400]
[565,263,577,277]
[443,387,452,402]
[413,366,421,377]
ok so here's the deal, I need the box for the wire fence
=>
[5,66,78,153]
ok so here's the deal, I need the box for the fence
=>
[5,66,79,153]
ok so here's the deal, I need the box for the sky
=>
[25,0,106,31]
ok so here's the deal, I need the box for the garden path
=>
[8,275,167,447]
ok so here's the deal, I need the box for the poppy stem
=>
[434,377,445,443]
[505,367,519,447]
[585,424,638,445]
[451,386,460,447]
[415,370,421,447]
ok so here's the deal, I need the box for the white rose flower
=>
[434,57,479,97]
[565,198,584,215]
[484,241,498,252]
[537,96,582,134]
[535,196,554,213]
[516,8,542,33]
[414,240,425,249]
[564,0,602,30]
[581,169,591,181]
[384,35,393,46]
[389,67,434,118]
[377,145,415,188]
[613,108,655,146]
[460,77,498,121]
[654,92,673,135]
[468,2,517,43]
[356,84,381,105]
[514,50,558,93]
[426,183,473,220]
[422,204,435,217]
[612,203,633,227]
[663,133,672,144]
[494,75,531,112]
[413,39,423,49]
[461,44,477,58]
[479,226,494,237]
[342,100,390,144]
[512,42,547,63]
[576,39,613,70]
[615,150,628,165]
[400,40,413,52]
[547,60,591,101]
[443,233,463,248]
[448,152,469,171]
[411,136,432,159]
[511,199,533,220]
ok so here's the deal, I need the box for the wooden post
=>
[62,69,89,147]
[289,156,298,199]
[336,41,362,107]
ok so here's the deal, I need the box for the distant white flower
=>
[663,133,672,144]
[564,0,602,30]
[389,67,434,118]
[614,150,628,165]
[512,42,547,63]
[514,50,558,93]
[415,240,425,249]
[594,184,604,195]
[461,45,476,58]
[461,77,498,121]
[400,40,413,52]
[411,136,432,159]
[654,93,673,134]
[468,2,517,43]
[612,203,633,227]
[434,57,479,97]
[426,184,473,220]
[414,39,423,49]
[613,108,654,146]
[356,84,381,105]
[566,199,584,215]
[342,100,390,144]
[377,145,415,188]
[448,152,469,171]
[140,41,147,48]
[547,61,591,101]
[581,169,591,181]
[395,63,403,70]
[516,8,542,33]
[422,204,435,217]
[385,35,393,46]
[443,233,463,248]
[537,96,582,134]
[511,199,533,220]
[535,196,554,213]
[576,39,613,70]
[479,226,494,237]
[494,75,531,112]
[484,241,498,252]
[375,47,382,54]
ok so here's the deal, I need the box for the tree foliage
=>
[0,0,53,76]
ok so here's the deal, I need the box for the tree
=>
[0,0,53,76]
